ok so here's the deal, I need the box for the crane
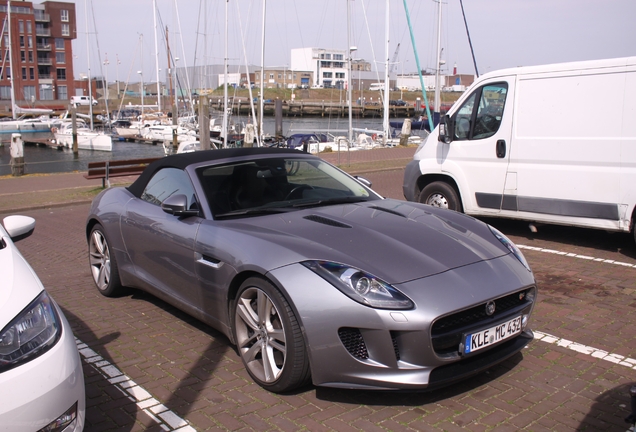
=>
[389,43,400,75]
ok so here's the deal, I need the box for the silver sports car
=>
[86,148,536,393]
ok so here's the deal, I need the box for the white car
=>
[0,215,85,431]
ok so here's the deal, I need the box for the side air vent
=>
[369,206,407,218]
[338,327,369,360]
[303,215,352,228]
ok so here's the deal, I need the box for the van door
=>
[505,69,623,230]
[443,78,515,214]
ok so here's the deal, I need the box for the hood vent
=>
[369,206,407,218]
[303,214,352,228]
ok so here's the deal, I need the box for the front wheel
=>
[419,181,463,212]
[88,223,124,297]
[233,277,310,393]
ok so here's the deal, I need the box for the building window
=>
[39,84,53,100]
[334,54,343,60]
[22,67,27,79]
[61,10,69,22]
[56,68,66,80]
[0,86,11,100]
[27,36,32,48]
[56,52,65,63]
[19,36,24,47]
[18,20,24,33]
[61,24,69,37]
[269,73,274,79]
[26,21,31,34]
[57,85,67,100]
[28,51,33,62]
[24,86,35,101]
[20,51,25,62]
[277,73,281,79]
[29,67,34,80]
[55,38,64,50]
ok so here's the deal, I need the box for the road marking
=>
[75,338,197,432]
[518,244,636,269]
[534,331,636,371]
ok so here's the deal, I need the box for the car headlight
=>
[302,261,414,310]
[488,225,531,271]
[0,291,62,373]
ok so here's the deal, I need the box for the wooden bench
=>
[84,157,160,188]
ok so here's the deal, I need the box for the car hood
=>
[0,234,45,328]
[219,200,510,284]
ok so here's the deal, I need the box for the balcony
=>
[36,43,51,51]
[37,57,52,65]
[34,11,50,22]
[35,29,51,37]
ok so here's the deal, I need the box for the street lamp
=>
[137,70,144,117]
[103,53,109,101]
[116,54,121,100]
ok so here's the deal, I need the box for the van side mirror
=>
[438,114,454,144]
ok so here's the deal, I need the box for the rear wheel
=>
[419,181,462,212]
[233,277,310,393]
[88,223,124,297]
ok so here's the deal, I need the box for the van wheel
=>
[419,181,463,212]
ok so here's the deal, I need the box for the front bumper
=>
[268,255,536,391]
[0,302,85,431]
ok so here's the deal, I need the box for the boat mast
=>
[382,0,390,143]
[434,0,442,121]
[152,0,161,112]
[7,1,16,119]
[259,0,265,143]
[221,0,228,147]
[402,0,433,131]
[347,0,353,149]
[84,0,94,129]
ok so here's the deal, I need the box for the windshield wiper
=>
[292,196,370,208]
[214,207,295,218]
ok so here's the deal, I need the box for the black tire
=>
[419,181,463,212]
[233,277,310,393]
[88,223,124,297]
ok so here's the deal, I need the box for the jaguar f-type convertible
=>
[86,148,536,393]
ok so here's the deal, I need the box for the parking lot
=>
[3,160,636,431]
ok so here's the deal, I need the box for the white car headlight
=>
[488,225,532,272]
[0,291,61,373]
[302,261,414,310]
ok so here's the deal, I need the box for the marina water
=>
[0,116,391,176]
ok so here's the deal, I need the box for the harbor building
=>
[0,0,77,113]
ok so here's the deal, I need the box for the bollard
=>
[10,133,25,176]
[243,124,255,148]
[399,118,412,147]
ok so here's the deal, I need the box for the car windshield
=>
[197,157,381,217]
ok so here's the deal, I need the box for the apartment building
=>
[0,0,76,110]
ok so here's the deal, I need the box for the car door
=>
[442,78,515,214]
[121,167,203,309]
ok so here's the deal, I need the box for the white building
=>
[291,47,349,89]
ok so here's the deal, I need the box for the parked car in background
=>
[86,148,536,394]
[0,215,85,431]
[389,99,407,106]
[70,95,98,107]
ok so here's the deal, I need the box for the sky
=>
[68,0,636,84]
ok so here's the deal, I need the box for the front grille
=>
[338,327,369,360]
[431,288,534,355]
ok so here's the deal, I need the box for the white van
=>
[70,95,97,107]
[403,57,636,241]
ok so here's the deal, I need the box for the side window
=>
[141,168,198,210]
[453,82,508,141]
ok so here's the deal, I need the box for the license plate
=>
[464,316,522,354]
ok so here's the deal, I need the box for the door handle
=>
[496,140,506,158]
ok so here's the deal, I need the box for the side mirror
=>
[438,114,454,144]
[3,215,36,242]
[354,176,372,188]
[161,194,199,217]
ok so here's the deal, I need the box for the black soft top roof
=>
[127,147,310,198]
